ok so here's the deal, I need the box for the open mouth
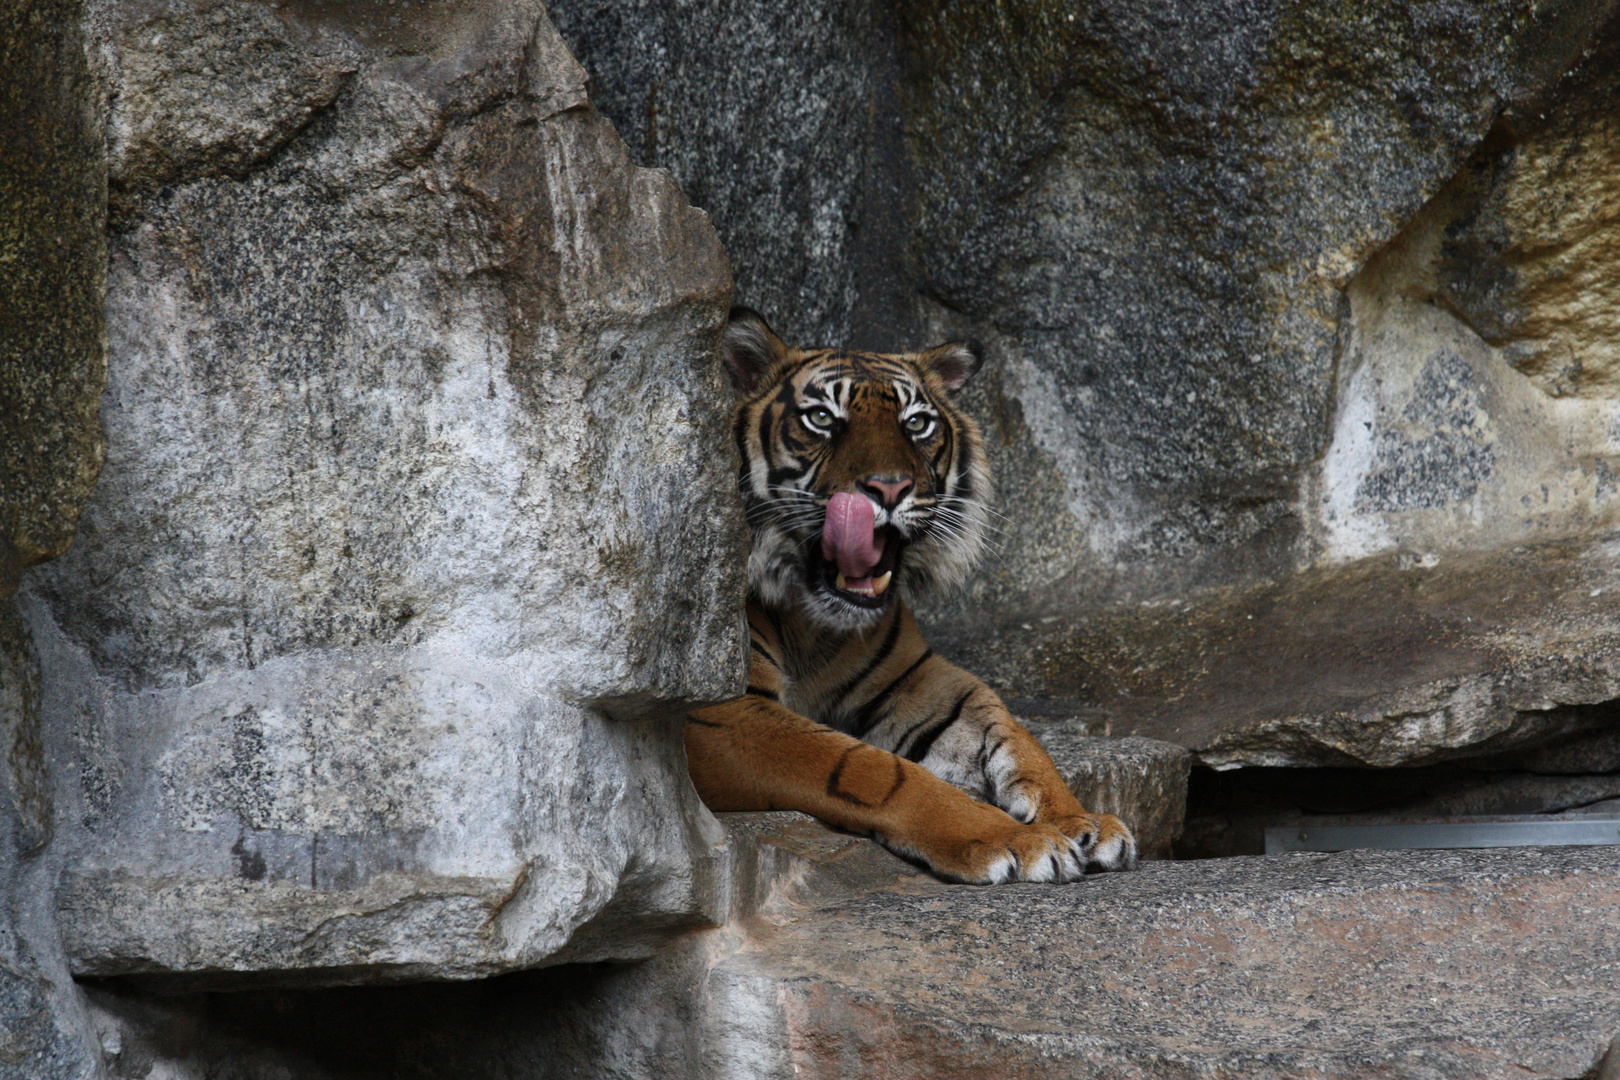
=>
[810,491,906,611]
[815,526,904,609]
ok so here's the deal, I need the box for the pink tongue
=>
[822,492,885,581]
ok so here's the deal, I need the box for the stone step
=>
[707,816,1620,1080]
[83,813,1620,1079]
[929,534,1620,771]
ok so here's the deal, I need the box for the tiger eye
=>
[804,407,835,430]
[904,414,930,434]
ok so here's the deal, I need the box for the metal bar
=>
[1265,817,1620,855]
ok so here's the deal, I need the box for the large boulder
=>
[75,816,1620,1080]
[21,0,746,985]
[936,535,1620,768]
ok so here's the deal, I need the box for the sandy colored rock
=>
[1436,34,1620,400]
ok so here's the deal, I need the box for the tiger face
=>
[721,308,992,633]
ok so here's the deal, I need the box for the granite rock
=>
[936,534,1620,769]
[0,0,107,580]
[0,1,114,1074]
[546,0,898,350]
[1434,33,1620,401]
[21,0,746,985]
[924,0,1620,612]
[77,816,1620,1080]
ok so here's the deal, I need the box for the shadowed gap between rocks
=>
[1181,702,1620,858]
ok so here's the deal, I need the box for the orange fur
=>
[687,310,1136,883]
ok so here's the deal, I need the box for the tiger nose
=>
[859,474,914,509]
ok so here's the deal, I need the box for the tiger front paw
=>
[1048,810,1138,872]
[892,811,1089,885]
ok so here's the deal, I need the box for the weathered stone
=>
[0,0,108,580]
[1307,91,1620,566]
[934,533,1620,769]
[21,0,746,985]
[1435,34,1620,400]
[100,0,360,223]
[547,0,904,350]
[1025,728,1189,860]
[554,0,1620,618]
[0,605,103,1080]
[1474,722,1620,774]
[0,0,117,1074]
[78,816,1620,1079]
[917,1,1620,618]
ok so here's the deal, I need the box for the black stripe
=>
[745,685,779,701]
[904,690,974,763]
[977,734,1007,771]
[749,638,782,666]
[930,414,954,476]
[764,607,788,655]
[955,436,974,499]
[882,755,907,804]
[892,714,938,756]
[826,744,870,806]
[765,463,809,488]
[828,607,903,709]
[849,649,934,739]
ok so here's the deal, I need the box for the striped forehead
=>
[790,353,925,410]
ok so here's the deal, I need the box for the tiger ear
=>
[721,306,788,394]
[916,340,984,393]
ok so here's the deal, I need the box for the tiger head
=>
[721,307,992,633]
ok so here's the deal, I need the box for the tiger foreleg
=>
[686,699,1090,884]
[874,669,1137,872]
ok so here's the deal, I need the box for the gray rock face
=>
[936,0,1620,609]
[546,0,899,350]
[22,0,746,985]
[937,535,1620,769]
[79,815,1620,1080]
[0,1,116,1074]
[551,0,1620,617]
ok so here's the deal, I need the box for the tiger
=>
[685,308,1137,884]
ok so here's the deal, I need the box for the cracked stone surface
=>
[79,815,1620,1080]
[21,0,746,985]
[0,0,115,1074]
